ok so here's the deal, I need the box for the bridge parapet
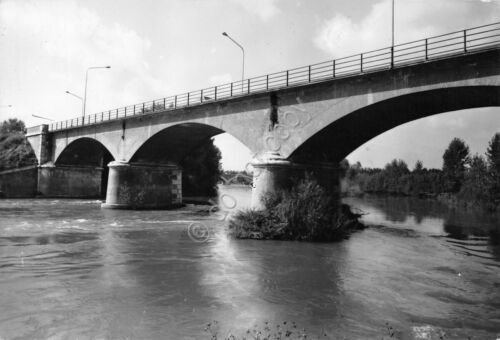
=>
[26,124,48,137]
[38,22,500,134]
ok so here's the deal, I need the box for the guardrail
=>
[48,21,500,132]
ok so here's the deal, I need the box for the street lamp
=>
[222,32,245,92]
[83,66,111,117]
[32,114,54,121]
[392,0,395,47]
[65,90,83,102]
[66,91,84,120]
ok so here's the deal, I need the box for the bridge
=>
[26,22,500,209]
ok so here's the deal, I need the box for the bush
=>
[229,176,364,242]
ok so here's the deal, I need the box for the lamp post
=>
[65,90,83,102]
[222,32,245,93]
[389,0,395,68]
[83,66,111,117]
[32,114,54,121]
[66,91,84,123]
[392,0,395,47]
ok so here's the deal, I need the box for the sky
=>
[0,0,499,170]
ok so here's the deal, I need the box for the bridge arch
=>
[288,85,500,164]
[55,137,115,167]
[39,137,116,198]
[129,122,238,164]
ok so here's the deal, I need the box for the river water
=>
[0,186,499,339]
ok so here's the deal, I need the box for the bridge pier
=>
[251,153,340,209]
[37,163,104,198]
[102,161,182,209]
[251,153,292,209]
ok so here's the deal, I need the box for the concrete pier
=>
[251,153,292,209]
[37,163,104,198]
[102,162,182,209]
[251,152,340,209]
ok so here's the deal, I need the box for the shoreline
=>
[342,191,500,212]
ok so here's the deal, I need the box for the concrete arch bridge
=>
[26,23,500,209]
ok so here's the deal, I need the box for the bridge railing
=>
[48,21,500,132]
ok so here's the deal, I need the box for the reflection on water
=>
[345,195,500,264]
[0,191,499,339]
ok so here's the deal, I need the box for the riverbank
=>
[342,190,500,212]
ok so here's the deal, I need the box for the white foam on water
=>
[141,220,195,224]
[412,325,443,339]
[56,225,87,231]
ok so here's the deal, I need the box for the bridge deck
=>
[33,21,500,134]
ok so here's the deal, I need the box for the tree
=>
[487,133,500,178]
[413,160,424,173]
[181,138,222,197]
[442,138,470,193]
[338,159,350,178]
[385,159,409,176]
[0,119,36,171]
[0,118,25,135]
[378,159,409,194]
[486,133,500,203]
[459,154,491,206]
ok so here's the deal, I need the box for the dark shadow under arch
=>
[130,123,225,164]
[55,138,115,197]
[289,86,500,164]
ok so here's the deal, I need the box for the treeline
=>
[342,133,500,211]
[0,119,37,172]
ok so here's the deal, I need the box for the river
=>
[0,186,499,339]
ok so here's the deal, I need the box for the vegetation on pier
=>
[229,176,364,242]
[342,133,500,211]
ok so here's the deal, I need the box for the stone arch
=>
[288,85,500,164]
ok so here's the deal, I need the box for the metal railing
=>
[47,22,500,132]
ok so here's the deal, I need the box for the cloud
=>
[228,0,280,21]
[0,0,165,122]
[331,0,500,168]
[314,0,500,58]
[0,1,151,70]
